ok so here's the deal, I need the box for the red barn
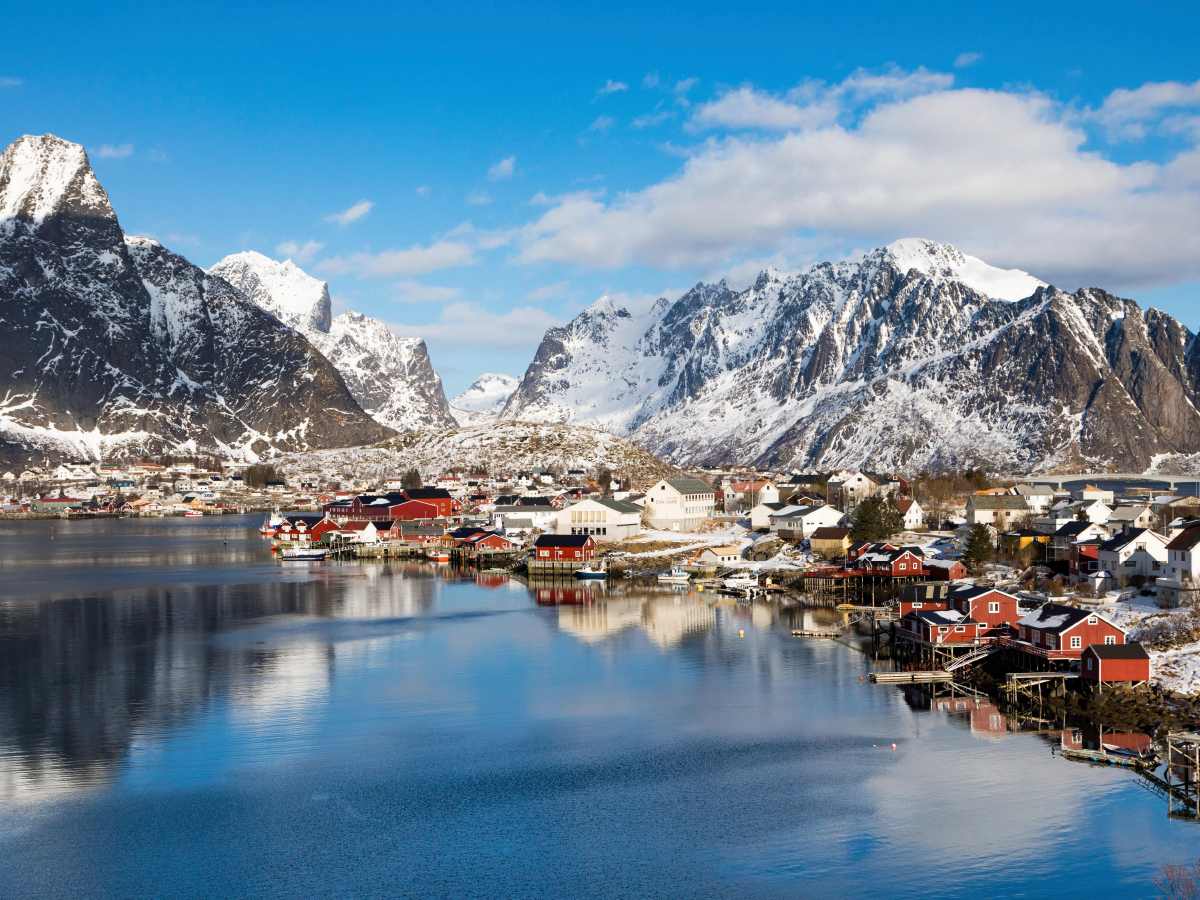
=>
[401,488,460,517]
[534,534,595,562]
[1015,603,1126,659]
[387,499,440,521]
[1081,643,1151,685]
[924,558,968,581]
[949,585,1020,639]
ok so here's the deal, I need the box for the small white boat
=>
[184,510,204,517]
[575,563,607,581]
[722,572,759,590]
[657,567,691,585]
[280,547,327,560]
[427,550,451,563]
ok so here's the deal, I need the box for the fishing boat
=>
[427,550,451,563]
[184,510,204,517]
[574,563,607,581]
[657,567,691,585]
[722,572,758,590]
[260,511,285,536]
[280,546,327,560]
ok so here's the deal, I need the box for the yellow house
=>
[999,528,1049,560]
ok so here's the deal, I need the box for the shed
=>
[1081,642,1150,685]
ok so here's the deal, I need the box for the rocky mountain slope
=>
[279,421,676,486]
[210,252,456,433]
[503,239,1200,474]
[0,134,392,466]
[450,373,519,426]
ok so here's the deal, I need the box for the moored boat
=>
[184,510,204,517]
[260,512,285,536]
[427,550,451,563]
[280,546,328,560]
[575,563,607,581]
[722,572,758,590]
[657,567,691,585]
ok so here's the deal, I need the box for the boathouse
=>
[533,534,595,562]
[1014,603,1125,659]
[949,585,1020,639]
[1080,643,1150,686]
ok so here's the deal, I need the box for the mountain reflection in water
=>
[3,517,1200,900]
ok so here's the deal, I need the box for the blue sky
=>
[3,1,1199,395]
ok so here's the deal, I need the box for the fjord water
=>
[1,517,1196,899]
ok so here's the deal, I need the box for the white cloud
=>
[166,233,201,247]
[1093,79,1200,140]
[597,79,628,97]
[524,281,571,301]
[633,108,671,128]
[953,52,982,68]
[95,143,134,159]
[466,189,492,206]
[589,115,616,132]
[516,75,1200,291]
[147,148,170,163]
[388,302,566,350]
[673,78,699,106]
[642,72,659,89]
[276,239,324,264]
[488,156,516,180]
[393,281,463,302]
[324,200,374,226]
[318,240,478,278]
[415,185,431,196]
[0,77,21,87]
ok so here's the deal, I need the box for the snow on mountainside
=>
[210,253,456,433]
[450,373,519,426]
[280,421,676,486]
[503,239,1200,474]
[207,251,331,334]
[0,134,392,466]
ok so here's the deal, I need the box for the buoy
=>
[859,675,863,681]
[891,743,897,750]
[739,630,744,637]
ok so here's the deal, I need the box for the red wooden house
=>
[1015,603,1126,659]
[400,488,460,517]
[924,558,968,581]
[310,518,342,541]
[466,532,517,551]
[897,596,950,617]
[948,585,1020,639]
[387,499,440,521]
[855,546,926,577]
[533,534,595,562]
[1081,643,1150,685]
[896,609,982,647]
[847,541,897,562]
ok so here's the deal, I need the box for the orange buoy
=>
[891,743,897,750]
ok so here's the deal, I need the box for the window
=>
[1087,657,1093,671]
[1105,635,1116,645]
[1046,636,1056,649]
[899,563,906,571]
[939,626,948,634]
[955,625,966,632]
[1070,635,1081,649]
[988,602,1000,614]
[913,602,923,609]
[1088,616,1097,625]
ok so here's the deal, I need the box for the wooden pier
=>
[869,670,952,684]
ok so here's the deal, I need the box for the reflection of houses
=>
[557,598,644,641]
[640,597,717,648]
[554,596,718,648]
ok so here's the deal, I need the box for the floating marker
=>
[891,743,897,750]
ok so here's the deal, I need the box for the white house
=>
[724,479,779,511]
[1096,528,1169,584]
[1015,484,1056,514]
[748,501,785,530]
[697,545,742,565]
[1159,525,1200,607]
[1105,505,1155,532]
[636,479,716,532]
[557,497,642,540]
[769,504,845,539]
[826,471,881,508]
[965,495,1030,529]
[895,497,925,531]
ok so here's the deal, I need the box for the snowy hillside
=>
[0,134,391,465]
[210,253,456,432]
[503,239,1200,474]
[450,373,519,426]
[280,421,676,486]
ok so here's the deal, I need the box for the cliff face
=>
[0,134,392,464]
[210,253,457,432]
[504,239,1200,473]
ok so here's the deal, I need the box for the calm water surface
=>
[1,515,1197,899]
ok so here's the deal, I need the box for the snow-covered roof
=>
[1017,603,1121,635]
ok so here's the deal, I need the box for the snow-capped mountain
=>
[0,134,392,466]
[450,373,519,426]
[503,239,1200,474]
[210,253,456,432]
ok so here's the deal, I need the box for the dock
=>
[869,670,952,684]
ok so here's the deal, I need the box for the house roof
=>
[895,497,917,513]
[1018,603,1120,634]
[701,545,742,556]
[535,534,594,547]
[1054,521,1106,538]
[1167,525,1200,552]
[950,584,1015,601]
[1098,528,1162,553]
[912,609,967,626]
[1107,505,1152,520]
[596,498,642,514]
[1085,642,1149,660]
[970,496,1030,510]
[403,487,454,500]
[925,558,965,570]
[666,478,714,495]
[1003,528,1046,537]
[809,526,850,540]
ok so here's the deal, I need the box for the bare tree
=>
[1155,859,1200,900]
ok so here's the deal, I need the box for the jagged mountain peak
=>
[450,373,519,427]
[208,250,331,334]
[504,240,1200,474]
[0,134,113,229]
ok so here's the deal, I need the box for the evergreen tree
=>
[849,497,883,542]
[963,523,995,568]
[880,494,905,538]
[402,468,422,489]
[1075,505,1090,522]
